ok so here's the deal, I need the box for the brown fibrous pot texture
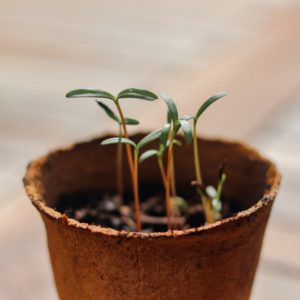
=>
[23,133,281,300]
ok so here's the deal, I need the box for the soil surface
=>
[55,189,233,232]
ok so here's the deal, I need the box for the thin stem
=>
[115,100,135,176]
[216,174,226,201]
[133,149,141,231]
[170,153,177,197]
[193,121,203,184]
[158,155,172,230]
[116,123,124,197]
[158,156,167,183]
[165,129,175,230]
[115,100,141,231]
[193,121,214,224]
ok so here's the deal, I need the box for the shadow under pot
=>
[23,133,281,300]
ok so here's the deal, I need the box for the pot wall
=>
[24,134,281,300]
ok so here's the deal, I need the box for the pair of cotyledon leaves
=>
[101,128,162,152]
[66,88,158,126]
[100,126,182,164]
[66,88,158,101]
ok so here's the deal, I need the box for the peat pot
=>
[23,133,281,300]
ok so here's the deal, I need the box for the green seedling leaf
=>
[124,118,139,125]
[96,100,139,125]
[66,89,115,101]
[220,173,226,183]
[180,114,194,121]
[139,149,158,163]
[101,137,136,147]
[174,120,181,134]
[212,197,222,215]
[173,139,182,146]
[96,100,119,123]
[217,173,227,196]
[218,158,227,181]
[166,138,182,147]
[179,119,192,144]
[170,196,188,210]
[167,110,172,123]
[117,88,158,101]
[160,123,171,147]
[206,186,217,198]
[195,92,227,121]
[137,128,162,150]
[216,159,227,204]
[160,93,179,122]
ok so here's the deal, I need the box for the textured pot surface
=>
[23,133,281,300]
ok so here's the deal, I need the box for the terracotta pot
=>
[23,133,280,300]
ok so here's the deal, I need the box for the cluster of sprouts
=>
[66,88,227,231]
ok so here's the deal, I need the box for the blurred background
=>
[0,0,300,299]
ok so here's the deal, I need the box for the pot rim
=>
[23,134,281,239]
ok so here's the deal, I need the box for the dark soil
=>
[55,188,233,232]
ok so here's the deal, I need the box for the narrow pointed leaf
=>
[124,117,139,125]
[166,139,182,147]
[137,128,162,149]
[218,159,227,181]
[101,137,136,147]
[173,139,182,146]
[174,120,181,134]
[160,93,179,122]
[180,114,194,121]
[139,149,158,163]
[206,186,217,198]
[95,101,139,126]
[167,110,172,123]
[95,100,120,123]
[160,123,171,147]
[170,196,187,210]
[66,89,115,100]
[179,119,193,144]
[217,173,227,201]
[117,88,158,101]
[195,92,227,121]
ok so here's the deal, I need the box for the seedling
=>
[139,126,185,229]
[188,92,227,223]
[139,94,192,229]
[66,88,158,230]
[101,129,162,230]
[66,88,227,231]
[95,100,139,197]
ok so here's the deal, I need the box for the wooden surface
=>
[0,1,300,299]
[250,92,300,299]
